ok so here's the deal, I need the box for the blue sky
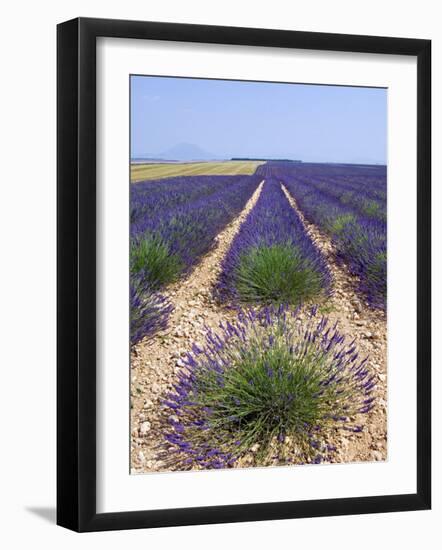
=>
[131,75,387,164]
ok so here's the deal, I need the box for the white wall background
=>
[0,0,439,547]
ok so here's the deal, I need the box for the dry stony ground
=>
[130,180,387,474]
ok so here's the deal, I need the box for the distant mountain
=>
[158,143,222,161]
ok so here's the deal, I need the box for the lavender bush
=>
[130,270,173,345]
[333,217,386,309]
[161,306,375,470]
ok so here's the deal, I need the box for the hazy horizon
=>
[131,76,387,165]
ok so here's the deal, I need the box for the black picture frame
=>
[57,17,431,532]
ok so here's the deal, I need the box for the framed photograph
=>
[57,17,431,532]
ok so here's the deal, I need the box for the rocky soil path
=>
[130,181,265,473]
[280,184,387,465]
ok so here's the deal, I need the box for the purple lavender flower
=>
[130,270,173,345]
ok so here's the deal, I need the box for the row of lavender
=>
[216,178,331,305]
[295,175,385,221]
[258,163,386,221]
[130,174,261,344]
[131,175,245,223]
[257,163,387,309]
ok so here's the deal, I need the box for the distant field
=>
[130,161,264,182]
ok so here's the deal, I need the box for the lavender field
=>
[130,161,387,473]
